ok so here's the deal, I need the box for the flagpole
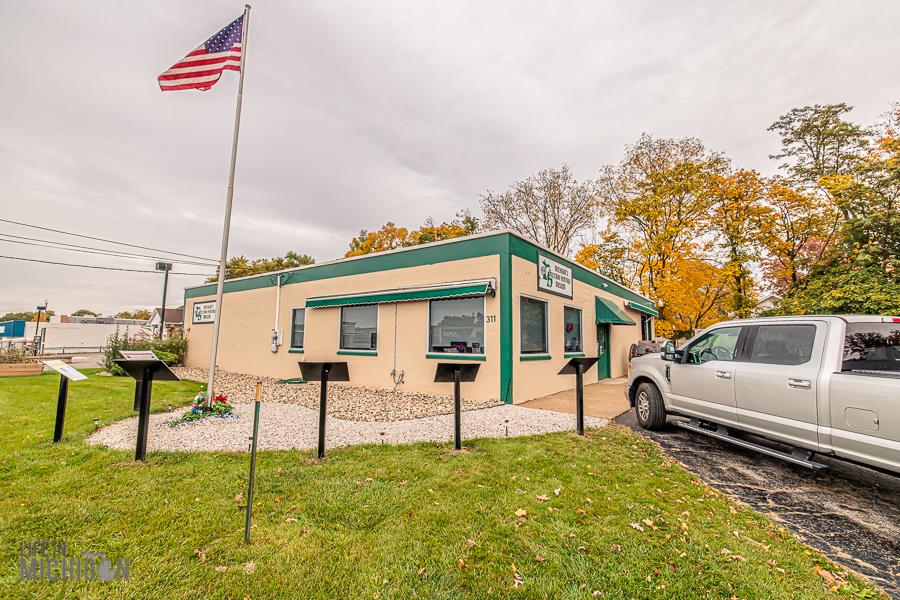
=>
[206,4,251,406]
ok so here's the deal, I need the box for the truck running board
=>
[672,418,829,471]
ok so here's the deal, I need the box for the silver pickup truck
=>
[625,315,900,474]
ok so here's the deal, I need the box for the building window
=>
[340,305,378,351]
[290,308,305,349]
[563,306,583,353]
[520,296,549,354]
[641,315,653,341]
[429,297,485,354]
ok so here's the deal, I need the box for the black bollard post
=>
[454,368,461,450]
[135,366,154,461]
[53,374,69,443]
[576,361,584,436]
[317,367,329,459]
[245,382,262,544]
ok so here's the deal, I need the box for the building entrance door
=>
[597,323,610,380]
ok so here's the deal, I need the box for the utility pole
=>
[155,263,172,339]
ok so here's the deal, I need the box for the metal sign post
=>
[434,363,480,450]
[43,359,87,443]
[298,362,350,459]
[113,356,180,461]
[244,381,262,544]
[558,357,600,436]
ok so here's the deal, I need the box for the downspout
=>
[391,302,404,390]
[271,274,281,353]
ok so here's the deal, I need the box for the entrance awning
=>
[624,299,658,317]
[306,279,495,308]
[595,296,636,326]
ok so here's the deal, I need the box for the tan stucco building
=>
[182,230,656,403]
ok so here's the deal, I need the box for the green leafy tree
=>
[113,309,152,320]
[70,309,100,317]
[205,251,316,283]
[0,310,55,322]
[346,212,478,257]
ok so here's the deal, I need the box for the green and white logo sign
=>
[192,300,216,324]
[537,252,573,299]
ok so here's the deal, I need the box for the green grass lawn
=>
[0,371,884,599]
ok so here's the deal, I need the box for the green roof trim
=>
[595,296,636,326]
[624,300,659,317]
[306,282,491,308]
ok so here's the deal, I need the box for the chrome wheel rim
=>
[637,392,650,422]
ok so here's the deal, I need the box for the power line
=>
[0,218,219,262]
[0,255,215,276]
[0,234,219,267]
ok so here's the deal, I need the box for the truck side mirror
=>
[662,341,676,362]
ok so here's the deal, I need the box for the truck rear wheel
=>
[635,382,666,430]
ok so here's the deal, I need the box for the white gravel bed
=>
[171,367,503,422]
[85,403,608,453]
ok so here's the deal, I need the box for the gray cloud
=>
[1,0,898,315]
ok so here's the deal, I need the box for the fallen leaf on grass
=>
[467,539,477,546]
[592,592,602,597]
[815,566,838,585]
[417,566,426,575]
[243,562,255,574]
[194,549,206,562]
[300,530,309,536]
[553,488,561,496]
[214,566,228,572]
[457,559,466,568]
[630,523,644,532]
[576,508,587,514]
[428,489,434,493]
[535,495,550,502]
[285,518,297,523]
[235,493,243,501]
[611,544,623,552]
[535,555,546,562]
[577,546,586,551]
[515,508,527,517]
[364,478,373,482]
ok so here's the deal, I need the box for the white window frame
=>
[338,304,379,353]
[563,304,584,354]
[289,307,306,350]
[519,293,551,356]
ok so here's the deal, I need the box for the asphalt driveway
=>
[616,409,900,599]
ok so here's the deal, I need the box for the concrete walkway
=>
[518,377,630,420]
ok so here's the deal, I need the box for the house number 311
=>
[485,315,497,323]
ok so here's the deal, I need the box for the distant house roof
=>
[148,307,184,326]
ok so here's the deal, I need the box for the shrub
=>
[102,326,133,376]
[0,348,29,364]
[154,351,178,366]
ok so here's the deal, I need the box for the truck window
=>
[685,327,742,364]
[748,325,815,366]
[842,323,900,378]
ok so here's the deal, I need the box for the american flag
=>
[158,15,244,91]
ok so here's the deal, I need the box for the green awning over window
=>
[595,296,636,326]
[624,300,658,317]
[307,280,494,308]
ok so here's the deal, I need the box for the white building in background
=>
[755,293,783,314]
[146,307,184,340]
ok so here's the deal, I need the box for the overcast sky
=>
[1,1,898,316]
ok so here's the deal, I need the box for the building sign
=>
[537,252,573,299]
[192,301,216,324]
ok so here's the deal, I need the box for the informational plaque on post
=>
[42,360,87,381]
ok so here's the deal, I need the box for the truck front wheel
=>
[635,382,666,430]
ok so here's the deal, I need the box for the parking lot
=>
[617,409,900,598]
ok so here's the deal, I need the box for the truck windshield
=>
[842,322,900,377]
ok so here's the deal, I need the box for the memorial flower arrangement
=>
[168,391,235,428]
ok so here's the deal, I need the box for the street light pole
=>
[155,263,172,340]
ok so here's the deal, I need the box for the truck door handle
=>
[715,371,732,380]
[788,379,811,390]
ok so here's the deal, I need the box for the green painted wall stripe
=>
[520,354,552,361]
[336,350,377,356]
[499,249,513,404]
[307,283,489,308]
[183,232,651,306]
[425,353,486,361]
[184,234,509,300]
